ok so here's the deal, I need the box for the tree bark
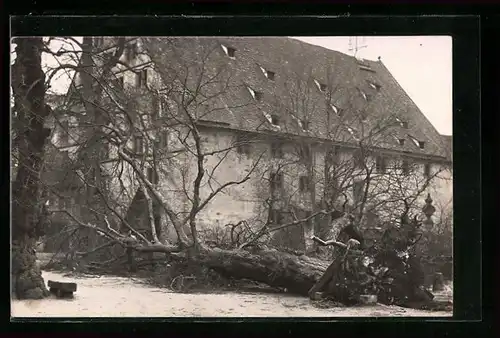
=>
[11,37,51,299]
[197,247,330,295]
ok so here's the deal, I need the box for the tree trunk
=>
[197,248,330,295]
[11,37,51,299]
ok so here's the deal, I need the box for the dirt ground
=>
[11,269,453,318]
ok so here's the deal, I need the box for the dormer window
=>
[395,116,408,129]
[221,44,236,58]
[367,81,382,91]
[329,104,344,117]
[399,138,405,146]
[409,136,425,149]
[314,79,327,92]
[359,89,370,101]
[247,86,263,101]
[346,126,359,140]
[259,66,275,81]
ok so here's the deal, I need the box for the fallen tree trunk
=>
[197,247,331,295]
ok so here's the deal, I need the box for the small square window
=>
[269,209,285,224]
[398,138,405,146]
[424,163,431,178]
[353,150,365,168]
[271,142,284,158]
[135,69,148,88]
[147,167,159,185]
[418,141,425,149]
[270,172,284,192]
[402,159,410,175]
[158,130,168,148]
[301,119,310,131]
[113,76,124,88]
[353,180,365,205]
[236,135,252,155]
[126,43,137,61]
[320,83,328,92]
[134,136,144,154]
[376,156,387,173]
[299,176,311,192]
[266,70,275,81]
[299,144,311,162]
[271,115,279,126]
[59,121,70,144]
[254,91,263,101]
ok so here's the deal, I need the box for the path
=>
[12,270,452,318]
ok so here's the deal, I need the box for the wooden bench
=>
[47,280,77,299]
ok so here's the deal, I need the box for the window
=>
[271,115,279,126]
[353,150,365,168]
[368,81,381,91]
[418,141,425,149]
[259,66,275,81]
[270,172,284,192]
[424,163,431,179]
[395,117,408,129]
[134,135,144,154]
[402,159,410,175]
[299,176,311,192]
[299,144,311,162]
[376,156,387,173]
[314,79,327,92]
[158,130,168,148]
[147,167,159,185]
[93,37,104,48]
[236,135,251,155]
[398,138,405,146]
[126,42,137,61]
[135,69,148,88]
[353,180,365,205]
[269,209,285,224]
[329,104,343,117]
[346,126,359,140]
[247,86,263,101]
[271,141,284,158]
[301,119,310,131]
[221,44,236,58]
[112,76,124,89]
[59,121,70,144]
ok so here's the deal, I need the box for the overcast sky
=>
[41,36,453,136]
[293,36,453,136]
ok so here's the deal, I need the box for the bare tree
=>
[12,36,450,301]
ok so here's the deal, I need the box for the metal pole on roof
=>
[348,37,368,59]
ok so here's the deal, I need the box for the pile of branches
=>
[310,217,451,310]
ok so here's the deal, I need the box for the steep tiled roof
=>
[143,37,449,161]
[63,37,449,162]
[440,134,453,161]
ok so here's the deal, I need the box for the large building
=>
[45,37,453,253]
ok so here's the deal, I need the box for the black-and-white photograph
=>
[11,35,453,317]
